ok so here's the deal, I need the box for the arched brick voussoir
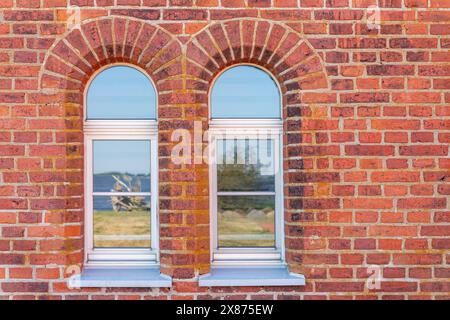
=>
[241,20,257,61]
[52,40,92,75]
[279,56,324,83]
[185,58,215,84]
[150,58,183,84]
[208,23,233,63]
[145,41,182,74]
[194,30,226,68]
[97,19,115,63]
[80,21,107,66]
[252,21,272,61]
[44,55,86,83]
[186,19,329,94]
[41,73,82,91]
[222,20,241,61]
[65,27,99,69]
[130,24,157,63]
[138,29,174,67]
[273,41,314,75]
[186,41,220,75]
[112,17,128,59]
[123,19,144,60]
[41,16,182,91]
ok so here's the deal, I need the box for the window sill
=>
[199,265,305,287]
[69,267,172,288]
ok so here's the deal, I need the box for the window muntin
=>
[210,64,284,265]
[87,66,157,120]
[210,65,281,119]
[84,64,158,267]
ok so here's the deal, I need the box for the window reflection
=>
[211,65,281,119]
[87,66,156,119]
[218,195,275,248]
[93,140,151,193]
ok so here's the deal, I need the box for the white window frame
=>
[208,120,285,266]
[83,64,159,267]
[208,64,285,266]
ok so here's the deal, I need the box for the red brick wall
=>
[0,1,449,300]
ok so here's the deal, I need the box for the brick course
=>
[0,1,449,300]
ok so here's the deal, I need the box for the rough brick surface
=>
[0,2,449,300]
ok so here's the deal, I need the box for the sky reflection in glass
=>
[211,65,281,119]
[87,66,156,119]
[93,140,150,176]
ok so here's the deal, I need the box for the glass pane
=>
[218,195,275,248]
[93,140,150,193]
[211,65,280,119]
[93,196,151,248]
[87,66,156,119]
[217,139,275,191]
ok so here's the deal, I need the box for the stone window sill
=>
[69,267,172,288]
[199,265,305,287]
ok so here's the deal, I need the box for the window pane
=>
[211,65,280,119]
[93,196,151,248]
[217,139,275,191]
[87,66,156,119]
[218,195,275,248]
[93,140,150,193]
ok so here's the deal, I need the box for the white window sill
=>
[199,265,305,287]
[68,267,172,288]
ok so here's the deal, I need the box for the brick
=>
[163,9,207,20]
[346,145,394,156]
[399,145,447,156]
[393,254,442,265]
[367,65,414,76]
[344,198,392,209]
[376,282,418,293]
[393,92,441,103]
[421,226,450,237]
[4,10,54,21]
[111,9,160,20]
[398,198,446,209]
[341,93,389,103]
[0,254,25,265]
[2,282,48,293]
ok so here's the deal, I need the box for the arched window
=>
[207,65,285,268]
[84,65,159,267]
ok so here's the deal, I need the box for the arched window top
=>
[211,65,281,119]
[86,65,157,120]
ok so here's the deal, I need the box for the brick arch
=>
[185,18,329,106]
[40,16,183,96]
